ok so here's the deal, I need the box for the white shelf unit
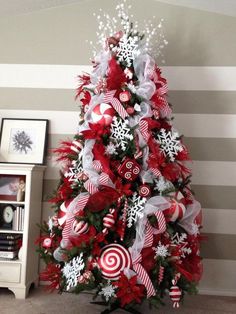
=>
[0,163,45,299]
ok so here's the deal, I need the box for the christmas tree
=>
[37,2,203,313]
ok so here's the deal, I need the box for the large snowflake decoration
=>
[62,253,85,291]
[12,130,33,154]
[156,128,183,162]
[64,158,83,183]
[114,34,140,67]
[99,280,116,302]
[110,117,133,151]
[154,176,174,195]
[127,192,146,228]
[171,233,192,258]
[153,241,169,258]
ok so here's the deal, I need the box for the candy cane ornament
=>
[102,208,116,234]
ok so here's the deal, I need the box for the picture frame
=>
[0,118,48,165]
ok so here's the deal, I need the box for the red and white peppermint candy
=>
[119,91,131,102]
[139,184,151,197]
[42,237,52,248]
[163,199,186,222]
[169,282,182,308]
[98,244,132,280]
[71,220,89,235]
[91,103,115,126]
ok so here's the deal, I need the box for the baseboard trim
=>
[199,288,236,297]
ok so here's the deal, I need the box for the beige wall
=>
[0,0,236,295]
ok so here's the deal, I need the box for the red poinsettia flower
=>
[40,263,61,291]
[81,122,110,141]
[69,226,97,248]
[113,273,145,307]
[49,177,74,203]
[80,90,91,107]
[141,247,156,273]
[106,57,127,90]
[115,177,133,197]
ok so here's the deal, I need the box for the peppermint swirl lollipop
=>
[98,244,131,280]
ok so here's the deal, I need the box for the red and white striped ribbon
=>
[143,210,166,248]
[99,172,109,185]
[132,253,156,298]
[93,160,103,172]
[84,180,99,194]
[149,167,162,178]
[70,140,83,154]
[62,194,89,240]
[104,90,129,120]
[140,119,150,143]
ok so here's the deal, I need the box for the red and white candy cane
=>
[102,208,116,234]
[120,198,128,241]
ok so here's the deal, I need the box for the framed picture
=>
[0,118,48,165]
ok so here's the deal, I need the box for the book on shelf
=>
[0,233,22,240]
[12,206,24,231]
[0,239,21,245]
[0,250,19,259]
[0,244,21,251]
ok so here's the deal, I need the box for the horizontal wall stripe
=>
[0,109,79,134]
[1,0,236,67]
[169,91,236,114]
[174,114,236,138]
[193,185,236,210]
[201,233,236,260]
[202,208,236,235]
[42,180,236,211]
[1,64,236,90]
[184,137,236,162]
[2,109,236,139]
[192,161,236,186]
[43,159,236,187]
[1,88,236,115]
[0,88,78,111]
[199,259,236,296]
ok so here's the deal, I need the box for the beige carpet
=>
[0,286,235,314]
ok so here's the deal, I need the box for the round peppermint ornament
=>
[91,103,115,126]
[98,243,131,280]
[71,220,89,235]
[119,91,131,102]
[139,184,151,197]
[163,199,186,222]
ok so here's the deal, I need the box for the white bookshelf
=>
[0,164,45,299]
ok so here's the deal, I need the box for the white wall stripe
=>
[1,64,236,90]
[192,161,236,186]
[202,208,236,235]
[2,110,236,139]
[174,114,236,138]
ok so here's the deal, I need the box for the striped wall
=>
[0,0,236,295]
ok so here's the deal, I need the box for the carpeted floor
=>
[0,286,236,314]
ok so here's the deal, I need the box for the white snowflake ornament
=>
[115,34,140,67]
[99,280,116,302]
[127,192,146,228]
[157,129,183,162]
[110,117,133,151]
[105,142,118,155]
[154,176,174,195]
[153,241,169,258]
[62,253,85,291]
[171,233,192,258]
[64,158,83,183]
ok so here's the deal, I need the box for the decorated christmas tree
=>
[37,2,203,313]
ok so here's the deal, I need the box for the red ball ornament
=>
[163,199,186,222]
[91,103,115,126]
[118,158,141,181]
[97,243,132,280]
[139,184,151,197]
[169,282,182,308]
[119,91,131,102]
[126,106,135,115]
[71,220,89,235]
[42,237,52,248]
